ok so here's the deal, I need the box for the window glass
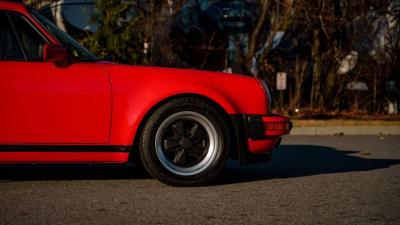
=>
[0,11,24,60]
[29,8,97,62]
[10,13,46,61]
[63,4,97,32]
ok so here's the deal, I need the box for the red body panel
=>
[102,64,269,145]
[0,61,111,144]
[0,60,268,146]
[247,139,279,154]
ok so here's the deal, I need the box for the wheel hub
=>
[179,137,193,149]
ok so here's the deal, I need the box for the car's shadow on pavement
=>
[0,145,399,184]
[0,163,150,182]
[218,144,400,185]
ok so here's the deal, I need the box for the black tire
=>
[139,97,230,186]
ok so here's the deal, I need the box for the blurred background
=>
[24,0,400,119]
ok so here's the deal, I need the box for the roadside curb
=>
[290,126,400,136]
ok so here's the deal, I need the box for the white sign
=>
[276,72,287,90]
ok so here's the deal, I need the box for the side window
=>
[0,11,24,60]
[10,13,47,61]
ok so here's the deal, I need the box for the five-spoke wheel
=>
[139,97,229,186]
[155,111,218,176]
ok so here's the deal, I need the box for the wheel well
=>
[130,94,238,161]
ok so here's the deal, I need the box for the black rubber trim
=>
[243,115,265,140]
[229,114,271,165]
[0,145,130,152]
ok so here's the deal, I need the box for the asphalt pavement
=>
[1,135,399,225]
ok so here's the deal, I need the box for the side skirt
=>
[0,146,130,163]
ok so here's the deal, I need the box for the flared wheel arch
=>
[129,94,239,163]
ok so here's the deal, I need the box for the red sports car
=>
[0,2,291,186]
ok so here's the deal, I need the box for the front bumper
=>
[230,114,292,164]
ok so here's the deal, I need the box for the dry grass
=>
[293,119,400,127]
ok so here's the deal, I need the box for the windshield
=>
[29,7,97,62]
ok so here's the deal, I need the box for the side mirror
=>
[43,43,67,64]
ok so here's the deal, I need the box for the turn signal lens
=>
[265,123,289,131]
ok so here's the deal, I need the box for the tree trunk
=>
[290,57,308,108]
[245,0,270,70]
[310,29,322,109]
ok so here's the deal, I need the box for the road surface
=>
[1,135,399,225]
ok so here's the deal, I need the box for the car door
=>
[0,10,111,145]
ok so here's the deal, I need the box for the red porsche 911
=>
[0,1,291,186]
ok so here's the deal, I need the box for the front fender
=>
[102,65,269,146]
